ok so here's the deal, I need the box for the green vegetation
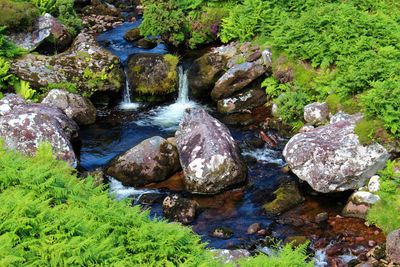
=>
[0,0,39,33]
[367,160,400,234]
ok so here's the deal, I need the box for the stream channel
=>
[78,18,385,265]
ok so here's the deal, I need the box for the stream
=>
[78,18,386,265]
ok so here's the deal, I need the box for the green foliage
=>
[0,57,12,92]
[0,0,39,33]
[31,0,56,15]
[367,160,400,234]
[14,79,36,100]
[325,94,341,114]
[0,140,215,265]
[50,0,82,36]
[261,77,288,99]
[47,81,78,94]
[236,241,314,267]
[354,119,386,145]
[359,78,400,137]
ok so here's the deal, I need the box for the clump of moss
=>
[326,94,341,114]
[354,118,388,145]
[0,0,39,33]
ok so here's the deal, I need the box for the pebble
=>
[368,240,377,247]
[374,230,380,235]
[326,245,345,256]
[315,212,329,223]
[247,223,261,234]
[256,229,267,236]
[355,236,365,242]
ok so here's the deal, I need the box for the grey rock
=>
[162,194,199,224]
[106,136,180,187]
[329,112,364,125]
[42,89,97,125]
[175,108,247,194]
[283,121,390,193]
[386,229,400,264]
[0,94,26,116]
[304,102,329,126]
[213,249,250,264]
[217,87,267,114]
[342,191,380,219]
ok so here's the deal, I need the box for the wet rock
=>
[106,136,181,187]
[315,212,329,223]
[162,194,199,224]
[367,244,386,260]
[303,102,329,126]
[6,13,72,53]
[342,191,380,219]
[347,258,361,267]
[139,193,164,206]
[0,111,77,167]
[81,0,123,18]
[10,33,124,95]
[175,108,247,194]
[210,226,234,239]
[329,112,364,125]
[386,229,400,264]
[124,27,142,42]
[245,136,265,149]
[283,121,390,193]
[212,249,250,264]
[12,103,79,141]
[262,181,304,215]
[247,223,261,234]
[262,117,293,139]
[217,87,267,114]
[42,89,97,125]
[213,45,238,61]
[211,62,265,101]
[219,112,255,127]
[126,53,178,98]
[81,14,124,34]
[0,94,26,116]
[188,52,227,99]
[134,38,157,49]
[284,236,308,247]
[326,245,346,256]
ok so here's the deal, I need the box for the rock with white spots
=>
[175,108,247,194]
[387,229,400,264]
[303,102,329,126]
[217,87,267,114]
[162,194,199,224]
[213,249,250,265]
[262,48,272,67]
[0,94,26,116]
[106,136,180,187]
[342,191,380,219]
[283,121,390,193]
[0,111,77,167]
[298,123,314,133]
[42,89,97,125]
[368,175,381,193]
[211,62,265,101]
[329,112,364,125]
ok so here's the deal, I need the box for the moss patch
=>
[262,181,304,215]
[0,0,39,33]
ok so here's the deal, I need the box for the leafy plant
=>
[14,79,36,100]
[0,26,25,58]
[261,76,289,99]
[47,81,78,94]
[31,0,56,15]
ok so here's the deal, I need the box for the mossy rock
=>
[135,38,157,49]
[126,53,178,100]
[124,27,142,42]
[262,181,304,215]
[0,0,39,33]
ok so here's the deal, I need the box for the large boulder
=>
[386,229,400,264]
[6,13,72,54]
[0,111,77,167]
[175,108,247,194]
[0,94,26,116]
[188,52,227,99]
[106,136,180,187]
[211,62,265,101]
[126,53,178,99]
[283,121,390,193]
[10,33,124,96]
[42,89,97,125]
[217,87,267,114]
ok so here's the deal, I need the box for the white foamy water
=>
[151,66,199,129]
[242,147,285,166]
[119,69,140,110]
[108,177,159,202]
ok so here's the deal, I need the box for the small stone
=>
[256,229,268,236]
[162,194,199,225]
[368,240,377,247]
[247,223,261,234]
[210,227,234,239]
[368,175,380,193]
[356,236,365,242]
[374,230,380,235]
[284,236,308,247]
[326,245,345,256]
[315,212,329,223]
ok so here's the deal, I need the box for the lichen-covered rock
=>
[162,194,199,224]
[283,121,390,193]
[368,175,380,193]
[262,48,273,67]
[212,249,250,265]
[0,94,26,116]
[262,181,304,215]
[298,124,314,133]
[188,52,227,99]
[124,27,142,42]
[10,33,124,95]
[6,13,72,54]
[211,62,265,101]
[329,112,364,125]
[303,102,329,126]
[217,87,267,114]
[342,191,380,219]
[386,229,400,264]
[0,111,77,167]
[42,89,97,125]
[175,108,247,194]
[106,136,180,187]
[126,53,178,98]
[12,103,79,141]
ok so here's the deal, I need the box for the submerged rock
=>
[6,13,72,54]
[188,52,227,99]
[10,33,124,96]
[42,89,97,125]
[175,108,247,194]
[126,53,178,98]
[124,27,142,42]
[162,194,199,224]
[283,121,390,193]
[210,226,233,239]
[106,136,180,187]
[262,180,304,215]
[0,111,77,167]
[211,62,265,101]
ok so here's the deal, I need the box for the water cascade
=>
[119,69,140,110]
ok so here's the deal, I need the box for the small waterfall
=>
[120,69,139,110]
[151,65,198,129]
